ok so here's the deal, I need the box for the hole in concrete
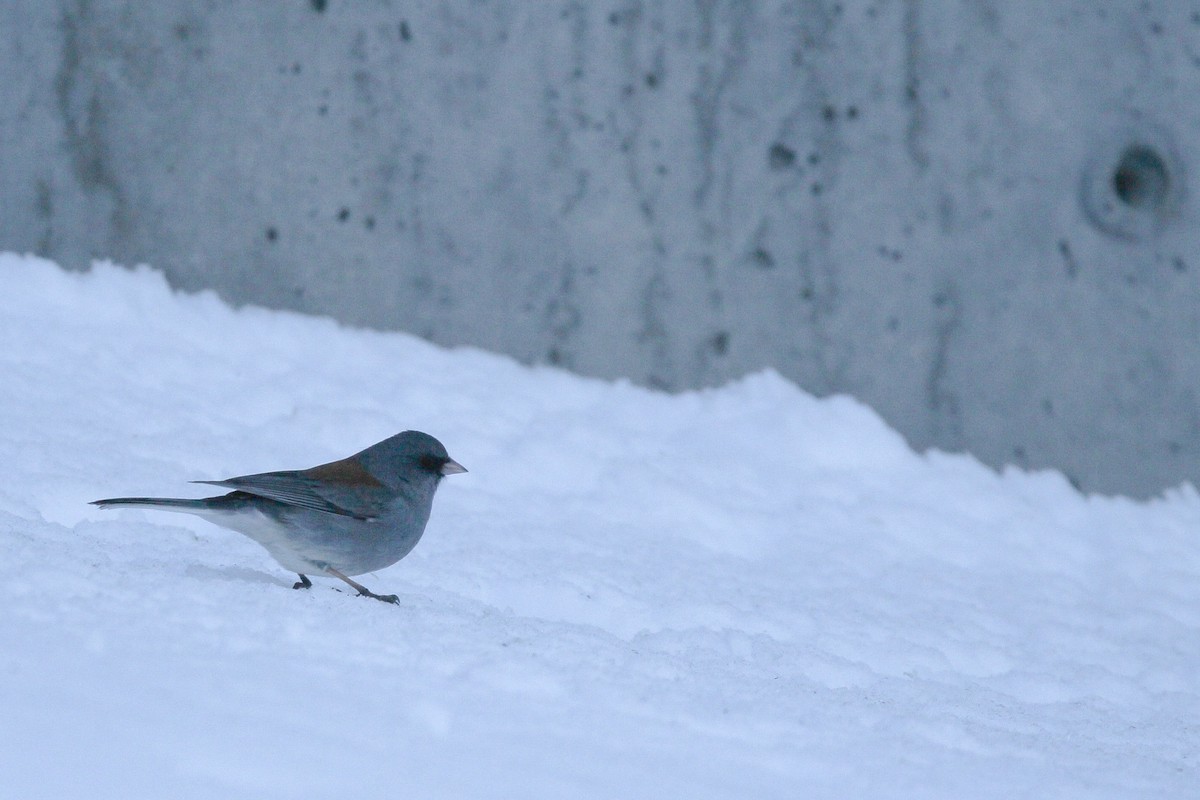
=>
[1111,145,1169,211]
[1081,125,1182,241]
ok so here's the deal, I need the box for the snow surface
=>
[0,253,1196,798]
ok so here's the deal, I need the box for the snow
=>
[0,252,1196,798]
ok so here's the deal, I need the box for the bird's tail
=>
[91,497,213,512]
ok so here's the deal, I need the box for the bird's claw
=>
[359,591,400,605]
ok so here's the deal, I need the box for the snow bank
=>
[0,253,1195,798]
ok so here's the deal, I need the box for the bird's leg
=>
[324,567,399,604]
[293,574,312,590]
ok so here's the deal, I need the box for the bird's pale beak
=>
[441,459,467,476]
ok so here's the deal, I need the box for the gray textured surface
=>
[3,0,1199,497]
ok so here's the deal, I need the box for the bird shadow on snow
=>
[184,563,289,588]
[182,564,381,601]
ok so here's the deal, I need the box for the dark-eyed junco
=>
[92,430,466,603]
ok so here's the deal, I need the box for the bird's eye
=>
[419,454,445,473]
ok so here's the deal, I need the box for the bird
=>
[92,430,466,604]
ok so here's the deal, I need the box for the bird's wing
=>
[195,462,391,520]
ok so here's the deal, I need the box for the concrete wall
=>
[3,0,1199,497]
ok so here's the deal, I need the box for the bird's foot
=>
[322,566,398,604]
[358,590,400,604]
[293,574,313,590]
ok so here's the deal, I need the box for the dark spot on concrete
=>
[887,316,899,331]
[655,164,668,176]
[1058,239,1078,279]
[400,20,412,41]
[547,347,563,365]
[846,105,859,119]
[1042,398,1054,416]
[173,23,191,41]
[318,104,329,116]
[621,83,635,97]
[1168,440,1182,455]
[801,286,814,300]
[35,179,53,218]
[811,182,823,195]
[822,104,837,122]
[1172,256,1187,272]
[710,331,730,356]
[807,152,820,166]
[1012,445,1027,462]
[337,207,350,222]
[905,80,919,101]
[608,11,620,25]
[932,291,950,308]
[1150,21,1163,35]
[768,143,796,170]
[645,72,658,89]
[266,226,279,242]
[311,0,327,13]
[752,248,775,269]
[364,216,375,230]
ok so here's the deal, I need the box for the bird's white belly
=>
[195,507,319,575]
